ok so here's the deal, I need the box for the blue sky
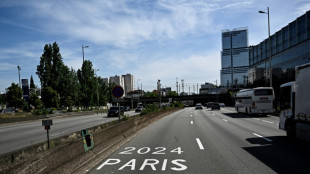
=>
[0,0,309,93]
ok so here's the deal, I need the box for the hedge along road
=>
[89,107,310,174]
[0,111,138,155]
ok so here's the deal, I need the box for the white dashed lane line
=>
[190,121,193,125]
[253,133,272,142]
[262,120,274,124]
[196,138,205,150]
[222,119,228,122]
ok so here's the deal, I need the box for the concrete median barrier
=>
[0,108,182,173]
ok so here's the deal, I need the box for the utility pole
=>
[197,83,198,94]
[181,79,184,94]
[17,66,21,88]
[157,79,161,108]
[176,78,178,95]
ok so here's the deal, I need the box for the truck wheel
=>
[286,121,296,139]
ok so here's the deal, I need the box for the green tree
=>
[30,75,36,89]
[37,42,79,107]
[77,60,96,108]
[5,83,23,108]
[41,86,60,108]
[166,91,178,97]
[29,93,43,109]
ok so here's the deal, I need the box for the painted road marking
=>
[262,120,274,124]
[253,118,260,120]
[196,138,204,150]
[223,119,228,122]
[212,114,215,116]
[253,133,272,142]
[51,131,69,137]
[190,115,193,117]
[24,129,42,134]
[190,121,193,125]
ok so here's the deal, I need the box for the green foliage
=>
[30,75,36,89]
[143,91,158,98]
[166,91,178,97]
[41,86,60,108]
[122,114,129,121]
[29,93,43,109]
[5,83,23,108]
[172,101,184,108]
[32,108,53,115]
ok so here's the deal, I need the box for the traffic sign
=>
[112,86,124,98]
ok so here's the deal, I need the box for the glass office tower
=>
[248,10,310,86]
[221,27,249,87]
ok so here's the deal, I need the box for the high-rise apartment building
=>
[122,74,135,96]
[220,27,249,87]
[109,75,124,88]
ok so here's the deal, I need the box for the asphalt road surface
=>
[88,107,310,174]
[0,111,138,155]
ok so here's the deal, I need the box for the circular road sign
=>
[112,86,124,98]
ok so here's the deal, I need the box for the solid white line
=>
[190,121,193,125]
[262,120,274,124]
[253,118,260,120]
[196,138,204,150]
[253,133,272,142]
[24,129,42,134]
[223,119,228,122]
[51,131,69,137]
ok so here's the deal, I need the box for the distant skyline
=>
[1,0,309,92]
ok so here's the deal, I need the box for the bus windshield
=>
[254,89,273,96]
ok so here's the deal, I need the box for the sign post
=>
[112,86,124,122]
[42,120,53,149]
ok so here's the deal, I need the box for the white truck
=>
[279,63,310,141]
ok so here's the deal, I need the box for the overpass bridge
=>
[121,94,234,107]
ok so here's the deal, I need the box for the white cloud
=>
[296,3,310,15]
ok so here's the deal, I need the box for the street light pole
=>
[259,7,272,87]
[95,69,99,110]
[82,45,89,62]
[17,66,21,88]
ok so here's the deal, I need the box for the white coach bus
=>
[235,87,275,115]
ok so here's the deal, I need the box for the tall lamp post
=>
[82,45,89,62]
[259,7,272,87]
[17,66,21,88]
[81,45,89,109]
[95,69,100,110]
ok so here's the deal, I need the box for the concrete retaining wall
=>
[0,108,181,174]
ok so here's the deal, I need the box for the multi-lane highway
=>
[0,111,138,155]
[88,107,310,174]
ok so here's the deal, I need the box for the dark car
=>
[211,103,220,110]
[107,106,124,117]
[206,102,213,108]
[135,106,143,112]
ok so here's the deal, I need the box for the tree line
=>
[1,42,114,111]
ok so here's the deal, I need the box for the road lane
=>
[89,107,310,174]
[0,111,138,155]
